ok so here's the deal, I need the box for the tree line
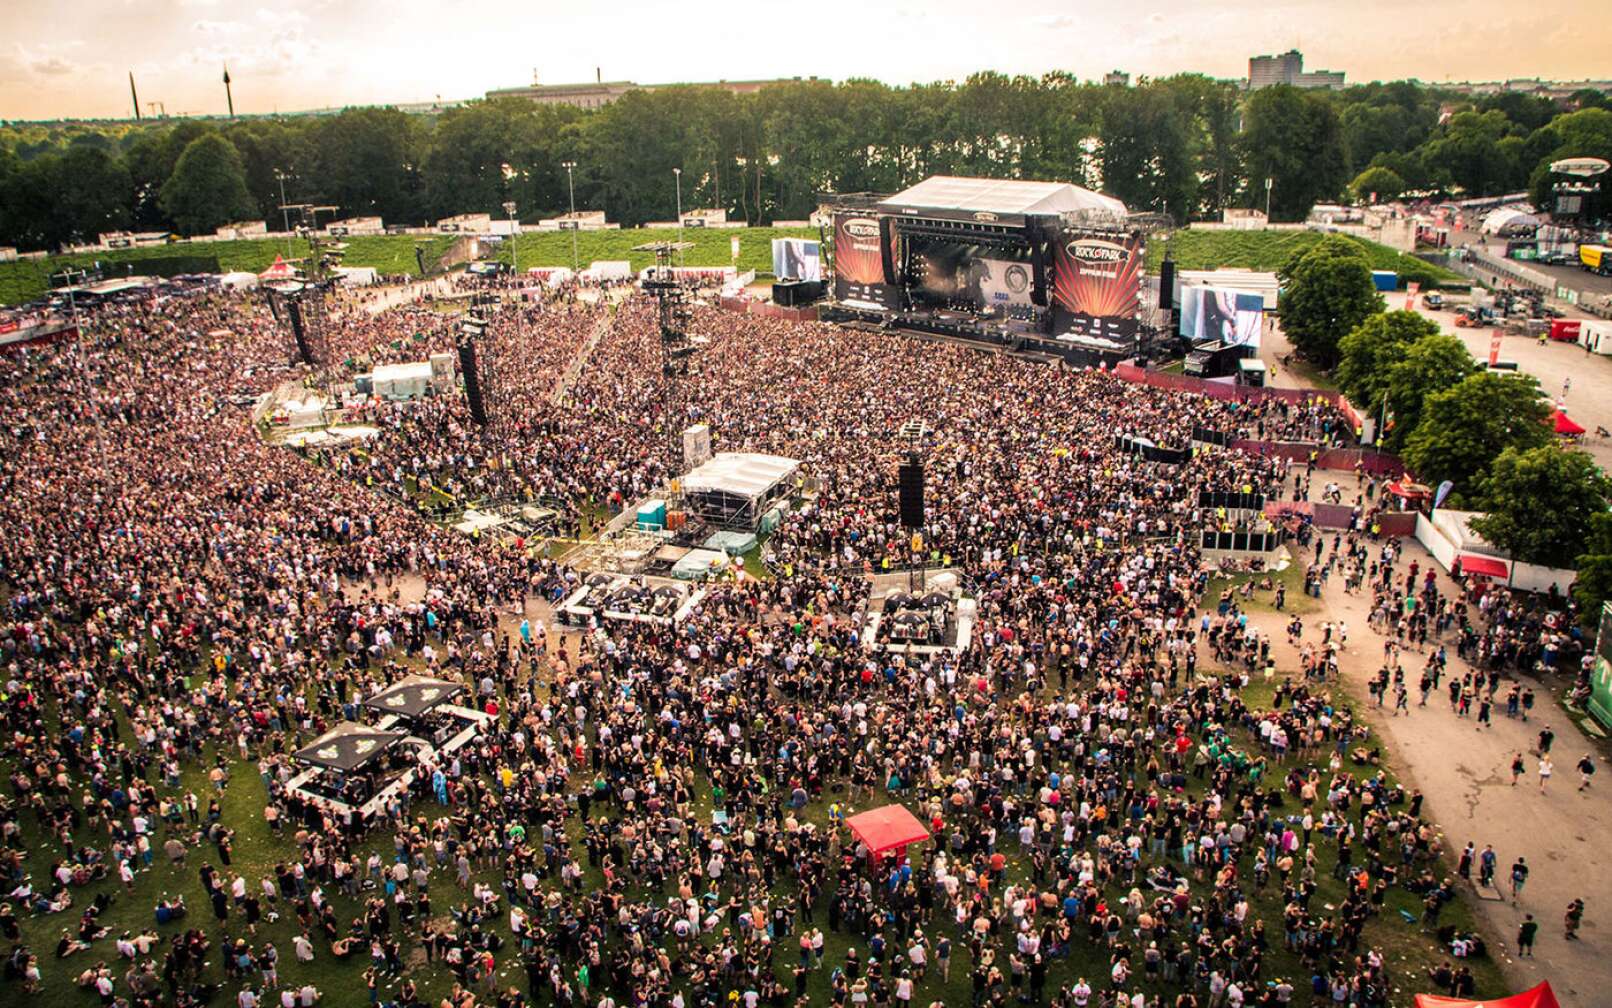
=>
[1286,234,1611,611]
[2,74,1611,252]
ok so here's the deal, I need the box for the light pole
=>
[274,169,292,256]
[1264,176,1273,222]
[561,161,578,272]
[673,167,683,265]
[503,200,519,278]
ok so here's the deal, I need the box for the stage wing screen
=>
[1050,231,1144,340]
[1180,285,1264,347]
[772,238,822,281]
[832,212,896,308]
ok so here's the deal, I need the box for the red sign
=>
[1489,328,1503,367]
[1404,281,1420,311]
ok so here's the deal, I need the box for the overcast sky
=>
[2,0,1609,121]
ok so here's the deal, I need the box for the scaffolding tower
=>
[638,242,696,379]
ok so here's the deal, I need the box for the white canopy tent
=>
[1480,207,1540,235]
[680,452,800,530]
[878,176,1127,218]
[219,271,259,290]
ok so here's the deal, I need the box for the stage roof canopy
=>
[682,452,799,500]
[878,175,1126,219]
[360,675,466,719]
[291,723,407,773]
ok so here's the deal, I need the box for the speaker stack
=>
[773,280,824,307]
[898,460,925,529]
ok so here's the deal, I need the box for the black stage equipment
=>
[898,461,925,529]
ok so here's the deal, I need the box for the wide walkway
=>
[1238,544,1610,1005]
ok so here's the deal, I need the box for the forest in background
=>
[3,74,1611,253]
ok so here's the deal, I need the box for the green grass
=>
[499,225,817,277]
[0,235,462,306]
[1148,230,1467,289]
[0,227,817,306]
[1204,561,1322,615]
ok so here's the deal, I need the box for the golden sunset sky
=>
[2,0,1609,120]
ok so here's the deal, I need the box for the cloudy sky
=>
[2,0,1608,121]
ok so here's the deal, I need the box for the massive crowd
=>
[0,282,1504,1008]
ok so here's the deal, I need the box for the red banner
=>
[1489,328,1503,367]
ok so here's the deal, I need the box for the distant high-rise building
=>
[1103,70,1130,87]
[1246,50,1344,90]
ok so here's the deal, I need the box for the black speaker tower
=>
[457,335,486,426]
[286,300,313,365]
[898,460,924,529]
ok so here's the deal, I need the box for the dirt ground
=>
[1235,487,1612,1006]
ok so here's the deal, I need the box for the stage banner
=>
[832,212,897,309]
[1051,229,1144,340]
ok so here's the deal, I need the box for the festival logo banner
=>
[1051,230,1145,340]
[832,213,897,308]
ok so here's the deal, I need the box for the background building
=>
[1247,50,1345,90]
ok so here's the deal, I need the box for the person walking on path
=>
[1511,857,1530,902]
[1511,753,1526,786]
[1517,915,1538,958]
[1565,899,1585,941]
[1539,755,1554,791]
[1577,754,1596,791]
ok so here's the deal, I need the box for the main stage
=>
[823,175,1147,360]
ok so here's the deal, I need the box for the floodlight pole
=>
[274,169,292,256]
[674,167,683,265]
[503,200,519,277]
[561,161,579,271]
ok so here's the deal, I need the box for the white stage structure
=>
[680,452,799,530]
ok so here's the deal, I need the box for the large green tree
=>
[1401,372,1552,497]
[1572,513,1612,624]
[1379,333,1478,453]
[1334,310,1439,407]
[1470,444,1612,568]
[1240,85,1347,220]
[1277,235,1383,368]
[158,134,258,235]
[1349,165,1405,203]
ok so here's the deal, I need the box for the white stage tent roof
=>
[878,176,1126,218]
[681,452,799,499]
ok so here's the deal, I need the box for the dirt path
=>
[550,314,611,404]
[1233,534,1612,1005]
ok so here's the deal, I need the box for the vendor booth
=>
[845,804,931,864]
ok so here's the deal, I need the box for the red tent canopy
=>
[845,804,931,855]
[1553,410,1585,436]
[1414,981,1560,1008]
[259,255,297,280]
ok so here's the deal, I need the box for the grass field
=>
[498,226,817,277]
[0,227,818,307]
[1147,230,1467,289]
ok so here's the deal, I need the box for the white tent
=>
[878,175,1127,218]
[680,452,799,530]
[1480,207,1540,235]
[334,266,379,287]
[220,271,259,290]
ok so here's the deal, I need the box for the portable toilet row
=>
[635,498,668,531]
